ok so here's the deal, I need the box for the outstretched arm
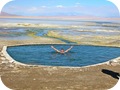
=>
[51,46,60,53]
[65,46,73,53]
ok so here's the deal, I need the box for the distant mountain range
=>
[0,11,18,16]
[0,12,119,22]
[0,11,100,19]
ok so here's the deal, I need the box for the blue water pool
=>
[7,45,120,67]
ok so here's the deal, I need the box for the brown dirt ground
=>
[0,40,120,90]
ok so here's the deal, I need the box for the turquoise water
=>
[7,45,120,67]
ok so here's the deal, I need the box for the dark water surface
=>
[7,45,120,67]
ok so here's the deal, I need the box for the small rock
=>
[8,64,15,68]
[2,60,9,64]
[33,78,36,80]
[52,67,58,70]
[0,54,4,57]
[0,57,6,60]
[109,61,120,66]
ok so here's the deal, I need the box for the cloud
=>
[76,3,80,5]
[3,2,119,17]
[74,2,82,7]
[41,6,47,8]
[28,7,38,12]
[56,5,64,8]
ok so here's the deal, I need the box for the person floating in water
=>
[51,46,73,54]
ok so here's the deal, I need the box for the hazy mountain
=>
[0,12,18,16]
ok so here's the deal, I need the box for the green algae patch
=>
[46,30,120,47]
[46,31,81,44]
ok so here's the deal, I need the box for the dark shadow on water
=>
[102,69,120,79]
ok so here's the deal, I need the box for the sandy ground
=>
[0,40,120,90]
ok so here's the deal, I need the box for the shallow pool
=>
[7,45,120,67]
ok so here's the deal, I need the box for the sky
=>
[2,0,120,17]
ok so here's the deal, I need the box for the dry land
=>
[0,40,120,90]
[0,18,120,90]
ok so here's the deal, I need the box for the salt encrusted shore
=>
[0,22,120,48]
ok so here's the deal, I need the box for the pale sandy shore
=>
[0,39,120,90]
